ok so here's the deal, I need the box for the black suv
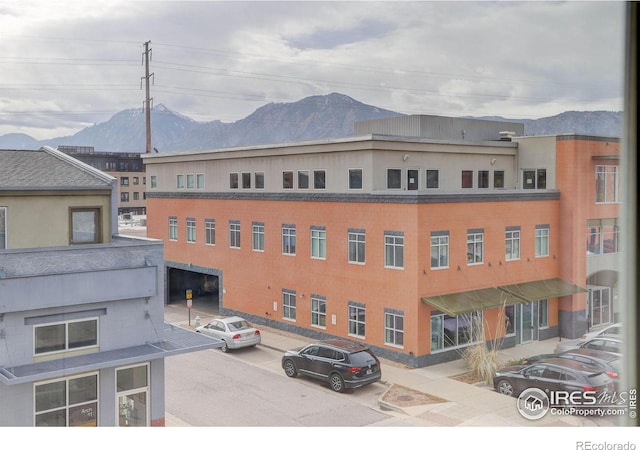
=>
[281,339,382,392]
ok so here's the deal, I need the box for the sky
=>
[0,0,628,140]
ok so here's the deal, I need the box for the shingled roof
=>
[0,147,114,191]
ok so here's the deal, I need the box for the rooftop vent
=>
[499,131,516,141]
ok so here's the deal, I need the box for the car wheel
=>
[283,359,298,378]
[220,341,229,353]
[329,373,345,393]
[496,379,515,396]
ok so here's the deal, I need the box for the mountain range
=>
[0,93,623,153]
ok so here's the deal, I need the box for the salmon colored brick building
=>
[143,115,620,367]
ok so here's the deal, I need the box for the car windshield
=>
[228,320,251,331]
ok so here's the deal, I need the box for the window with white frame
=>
[282,290,296,321]
[205,219,215,245]
[310,226,326,259]
[384,231,404,269]
[242,172,251,189]
[229,220,241,248]
[196,174,205,189]
[0,206,6,249]
[150,175,157,189]
[169,216,178,241]
[35,318,98,355]
[70,207,101,244]
[505,227,521,261]
[313,170,326,189]
[348,302,366,338]
[595,165,620,203]
[430,311,482,351]
[430,231,449,269]
[186,174,195,189]
[252,222,265,251]
[494,170,505,188]
[311,295,326,328]
[186,218,196,243]
[522,169,546,189]
[387,169,401,189]
[176,174,185,189]
[384,309,404,347]
[116,364,149,427]
[478,170,489,188]
[298,170,309,189]
[282,171,294,189]
[426,169,439,189]
[587,218,619,255]
[466,229,484,265]
[349,169,363,189]
[229,173,239,189]
[535,225,550,257]
[255,172,265,189]
[34,372,98,426]
[348,229,365,264]
[282,224,296,255]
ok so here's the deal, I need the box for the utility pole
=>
[141,41,154,154]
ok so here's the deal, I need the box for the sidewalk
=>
[165,304,620,427]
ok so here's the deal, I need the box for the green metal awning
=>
[421,287,526,317]
[498,278,587,302]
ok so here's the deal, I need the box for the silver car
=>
[196,316,261,352]
[554,336,622,355]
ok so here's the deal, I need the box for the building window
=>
[133,192,139,201]
[150,176,157,189]
[282,171,294,189]
[282,224,296,255]
[116,364,149,427]
[35,373,98,427]
[0,207,6,249]
[143,177,146,185]
[430,231,449,269]
[478,170,489,188]
[348,229,365,264]
[282,290,296,321]
[205,219,215,246]
[196,174,205,189]
[535,225,550,257]
[255,172,265,189]
[70,208,101,244]
[494,170,505,188]
[169,217,178,241]
[176,174,185,189]
[587,219,619,255]
[430,311,482,351]
[133,177,139,185]
[229,221,241,248]
[229,173,239,189]
[467,230,484,265]
[314,170,326,189]
[596,165,620,203]
[384,310,404,348]
[349,169,363,189]
[120,177,129,186]
[298,170,309,189]
[121,192,129,202]
[387,169,401,189]
[505,227,521,261]
[187,174,195,189]
[35,318,98,355]
[348,302,366,338]
[186,218,196,243]
[522,169,546,189]
[252,222,264,251]
[242,172,251,189]
[311,295,326,328]
[384,231,404,269]
[538,299,549,328]
[461,170,473,188]
[426,169,439,189]
[311,227,326,259]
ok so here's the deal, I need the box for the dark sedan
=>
[493,358,615,397]
[281,339,382,392]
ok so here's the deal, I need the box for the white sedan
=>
[196,316,261,352]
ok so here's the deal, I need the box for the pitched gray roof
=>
[0,148,113,190]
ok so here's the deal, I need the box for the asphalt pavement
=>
[163,300,624,427]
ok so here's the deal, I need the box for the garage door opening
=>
[167,267,220,315]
